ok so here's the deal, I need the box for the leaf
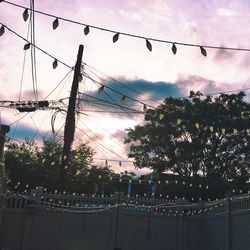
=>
[233,128,237,134]
[221,128,225,134]
[177,118,182,125]
[143,104,148,112]
[23,8,29,22]
[159,113,164,120]
[113,33,119,43]
[146,39,152,51]
[195,122,199,129]
[98,85,104,94]
[209,126,214,133]
[0,25,5,36]
[52,59,58,69]
[200,46,207,57]
[84,25,90,35]
[247,128,250,134]
[120,95,126,105]
[23,42,31,50]
[52,17,59,30]
[172,43,177,54]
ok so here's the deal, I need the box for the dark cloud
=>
[79,75,250,120]
[79,78,182,118]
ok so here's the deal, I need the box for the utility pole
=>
[59,44,84,190]
[0,124,10,235]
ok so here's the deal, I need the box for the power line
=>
[85,64,250,101]
[78,93,144,114]
[83,73,155,109]
[84,64,163,106]
[2,0,250,53]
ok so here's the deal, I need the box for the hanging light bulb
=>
[0,25,4,36]
[113,33,119,43]
[84,25,90,35]
[23,8,29,22]
[200,46,207,57]
[23,42,31,50]
[146,39,152,51]
[52,17,59,30]
[52,59,58,69]
[172,43,177,54]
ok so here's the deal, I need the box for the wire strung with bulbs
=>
[2,0,250,55]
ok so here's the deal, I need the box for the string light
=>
[2,0,250,53]
[22,8,29,22]
[23,42,31,50]
[84,25,90,35]
[146,39,152,52]
[0,22,72,69]
[0,24,5,36]
[52,17,59,30]
[112,33,119,43]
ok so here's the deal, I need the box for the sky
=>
[0,0,250,174]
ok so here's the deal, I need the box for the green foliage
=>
[125,91,250,187]
[5,138,114,193]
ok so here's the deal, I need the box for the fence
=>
[1,189,250,250]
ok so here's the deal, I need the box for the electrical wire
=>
[78,93,144,114]
[2,0,250,52]
[84,64,163,106]
[0,22,72,69]
[83,73,155,109]
[30,0,38,100]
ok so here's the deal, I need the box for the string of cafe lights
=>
[1,22,249,115]
[0,23,159,114]
[8,174,250,201]
[9,190,250,216]
[2,0,250,55]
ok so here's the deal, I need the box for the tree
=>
[125,91,250,189]
[4,138,109,193]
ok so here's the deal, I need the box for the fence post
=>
[0,124,10,247]
[111,192,123,250]
[225,196,232,250]
[176,199,184,250]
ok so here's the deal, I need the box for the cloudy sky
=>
[0,0,250,173]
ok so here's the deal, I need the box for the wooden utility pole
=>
[0,124,10,234]
[59,44,84,190]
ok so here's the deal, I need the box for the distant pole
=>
[59,45,84,190]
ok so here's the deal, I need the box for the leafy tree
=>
[4,138,114,193]
[125,91,250,189]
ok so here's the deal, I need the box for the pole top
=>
[0,124,10,134]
